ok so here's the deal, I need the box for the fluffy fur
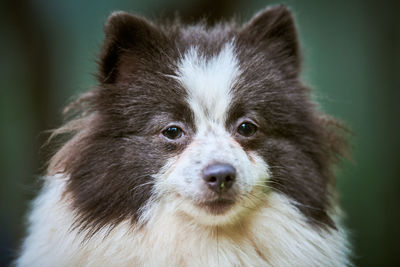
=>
[17,5,351,266]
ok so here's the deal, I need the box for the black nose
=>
[202,163,236,193]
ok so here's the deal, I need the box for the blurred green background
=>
[1,0,399,266]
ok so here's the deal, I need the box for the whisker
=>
[129,181,155,192]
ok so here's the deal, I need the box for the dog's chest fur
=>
[18,176,349,267]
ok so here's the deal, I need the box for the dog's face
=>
[150,44,271,225]
[53,6,345,233]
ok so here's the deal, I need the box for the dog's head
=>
[50,6,347,233]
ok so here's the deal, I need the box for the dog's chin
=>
[175,195,242,226]
[196,198,236,215]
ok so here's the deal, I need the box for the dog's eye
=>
[162,126,184,140]
[237,122,257,137]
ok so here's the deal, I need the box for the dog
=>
[17,5,351,266]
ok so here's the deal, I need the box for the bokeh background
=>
[1,0,399,266]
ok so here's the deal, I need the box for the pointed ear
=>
[98,11,162,83]
[239,5,301,71]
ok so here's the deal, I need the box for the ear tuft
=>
[240,5,301,71]
[98,11,159,83]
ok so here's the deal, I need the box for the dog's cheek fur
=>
[261,138,334,226]
[61,133,155,230]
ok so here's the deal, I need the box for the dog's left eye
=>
[162,126,184,140]
[237,122,257,137]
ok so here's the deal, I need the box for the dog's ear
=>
[98,12,163,84]
[239,5,301,72]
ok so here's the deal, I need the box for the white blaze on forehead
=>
[175,43,240,124]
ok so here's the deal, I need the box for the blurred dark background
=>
[1,0,399,266]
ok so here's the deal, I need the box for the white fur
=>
[17,175,350,266]
[159,44,269,225]
[175,43,239,125]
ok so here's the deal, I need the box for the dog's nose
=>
[202,163,236,193]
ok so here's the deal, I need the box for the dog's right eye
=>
[162,126,184,140]
[237,122,258,137]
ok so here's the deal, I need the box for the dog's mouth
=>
[196,198,235,215]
